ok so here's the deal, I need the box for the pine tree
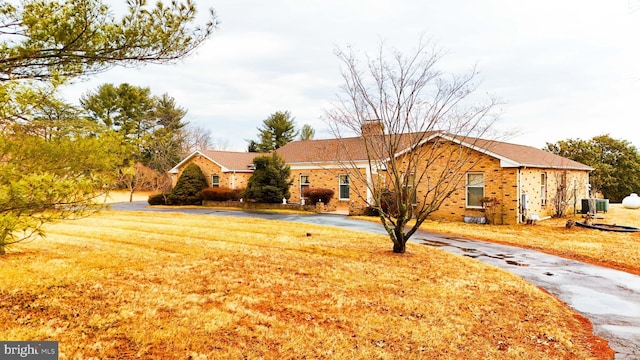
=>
[168,164,209,205]
[244,154,292,203]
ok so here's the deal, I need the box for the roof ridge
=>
[202,149,259,154]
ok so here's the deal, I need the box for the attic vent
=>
[248,164,256,170]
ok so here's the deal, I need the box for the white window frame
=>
[211,174,220,187]
[300,175,310,185]
[300,174,310,199]
[466,172,485,208]
[339,174,350,200]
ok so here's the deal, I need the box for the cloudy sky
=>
[62,0,640,151]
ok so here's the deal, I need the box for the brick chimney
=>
[361,119,384,137]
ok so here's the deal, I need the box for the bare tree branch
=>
[325,39,502,253]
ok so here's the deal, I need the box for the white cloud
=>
[61,0,640,151]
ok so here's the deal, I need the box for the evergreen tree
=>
[0,0,216,81]
[80,83,155,140]
[168,164,209,205]
[81,84,189,191]
[255,111,298,152]
[0,0,215,254]
[299,124,316,141]
[244,154,292,203]
[246,139,259,153]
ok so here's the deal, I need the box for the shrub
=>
[303,188,335,204]
[230,188,245,201]
[380,189,399,217]
[244,154,292,203]
[168,163,208,205]
[201,187,244,201]
[148,193,169,205]
[481,197,500,225]
[201,187,231,201]
[363,206,380,216]
[245,185,283,204]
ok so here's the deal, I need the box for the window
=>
[211,174,220,187]
[466,173,484,208]
[339,175,350,200]
[541,173,547,206]
[300,175,310,199]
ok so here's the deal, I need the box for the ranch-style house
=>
[170,129,592,225]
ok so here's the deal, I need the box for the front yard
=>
[0,211,611,359]
[416,204,640,275]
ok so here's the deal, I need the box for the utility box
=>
[581,198,609,214]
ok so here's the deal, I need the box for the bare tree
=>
[118,163,158,202]
[324,40,500,253]
[550,170,579,218]
[210,137,232,151]
[182,124,214,155]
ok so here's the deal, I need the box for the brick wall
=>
[519,168,589,218]
[171,156,252,190]
[289,167,368,210]
[172,148,590,224]
[399,141,520,224]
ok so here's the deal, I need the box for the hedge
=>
[201,187,244,201]
[303,188,335,204]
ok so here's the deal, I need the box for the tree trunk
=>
[393,241,406,254]
[392,227,406,254]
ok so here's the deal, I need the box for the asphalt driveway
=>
[110,202,640,359]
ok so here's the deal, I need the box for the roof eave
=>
[516,163,594,171]
[288,159,370,170]
[169,150,230,174]
[436,134,593,171]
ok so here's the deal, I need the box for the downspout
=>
[366,165,373,204]
[517,168,522,224]
[500,170,505,225]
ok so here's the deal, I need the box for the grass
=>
[0,211,612,359]
[411,204,640,276]
[102,190,154,204]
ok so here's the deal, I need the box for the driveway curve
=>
[110,202,640,359]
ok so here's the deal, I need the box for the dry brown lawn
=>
[101,190,154,204]
[414,204,640,276]
[0,211,612,359]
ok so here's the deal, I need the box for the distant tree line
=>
[0,0,216,255]
[545,134,640,202]
[246,111,315,152]
[79,83,215,198]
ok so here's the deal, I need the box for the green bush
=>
[168,163,208,205]
[244,154,292,203]
[303,188,335,204]
[148,193,169,205]
[231,188,245,201]
[201,187,244,201]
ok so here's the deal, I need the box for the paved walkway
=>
[111,202,640,359]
